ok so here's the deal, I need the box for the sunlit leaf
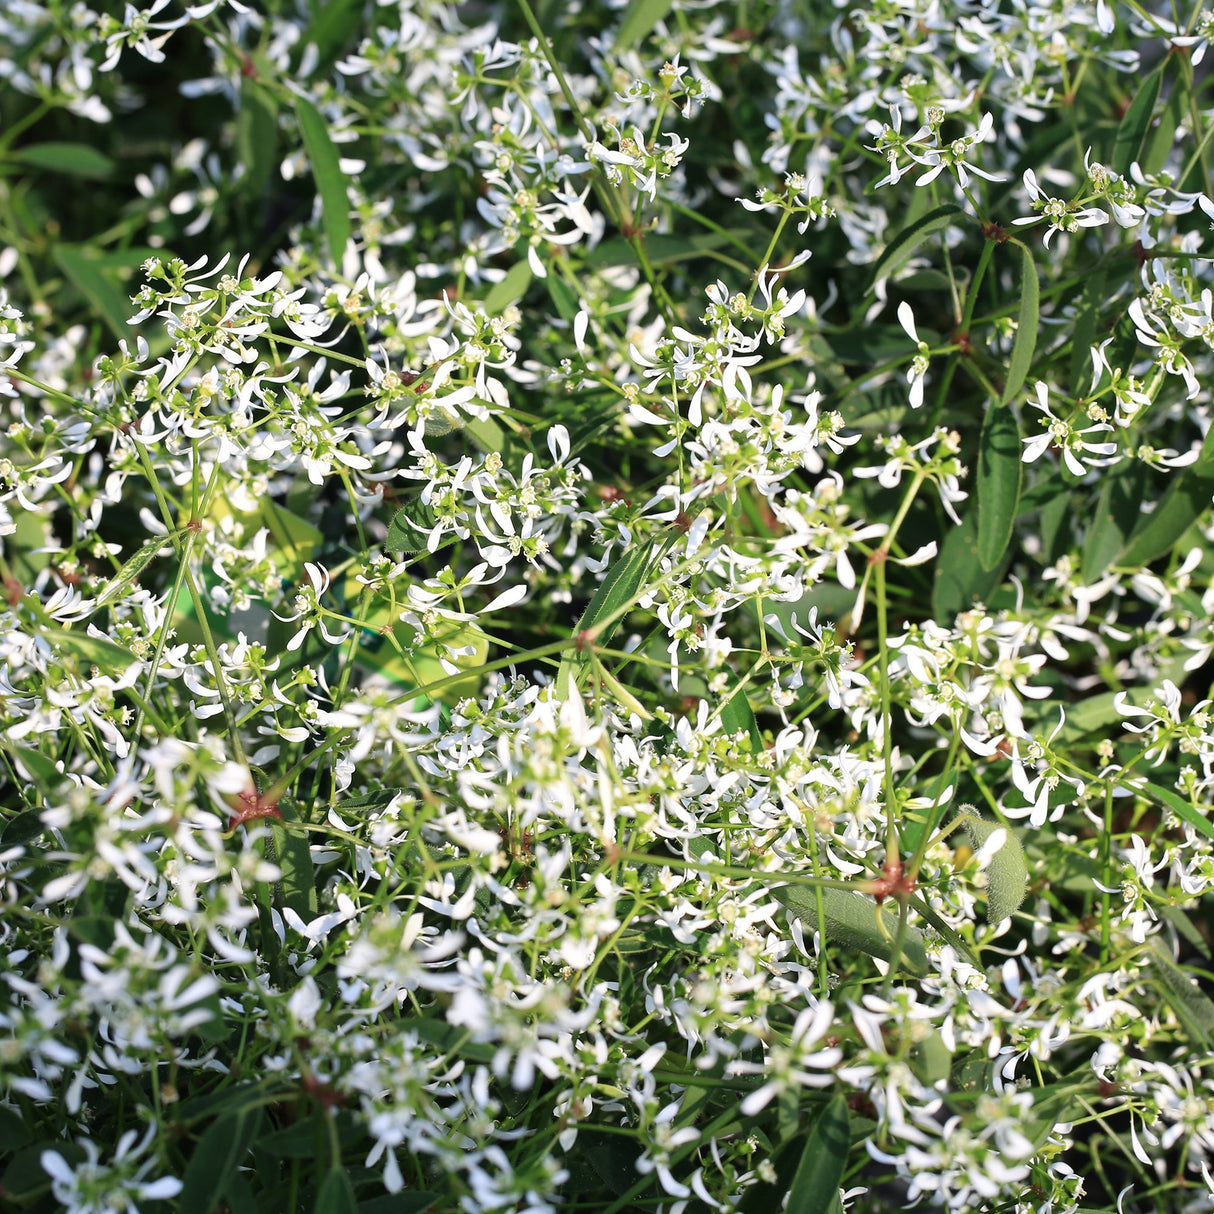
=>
[775,885,929,976]
[958,806,1028,924]
[294,93,350,266]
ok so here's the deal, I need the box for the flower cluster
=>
[2,2,1214,1214]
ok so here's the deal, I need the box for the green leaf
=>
[257,1123,316,1158]
[1082,460,1148,584]
[587,230,737,269]
[555,529,676,698]
[1001,241,1038,405]
[932,508,1010,621]
[958,806,1028,924]
[774,885,929,976]
[5,743,63,792]
[1147,938,1214,1048]
[93,532,178,611]
[273,800,318,922]
[976,404,1022,571]
[483,260,533,315]
[1142,71,1187,176]
[179,1107,265,1214]
[9,142,116,180]
[1117,432,1214,568]
[237,79,279,200]
[294,94,350,266]
[260,496,323,566]
[2,1141,86,1201]
[720,682,762,752]
[1069,269,1106,390]
[1111,65,1163,175]
[385,497,441,554]
[0,1105,32,1151]
[785,1092,851,1214]
[315,1167,358,1214]
[614,0,675,50]
[52,244,131,339]
[41,627,136,674]
[356,1194,441,1214]
[867,204,965,292]
[909,1029,953,1087]
[546,275,580,324]
[1139,780,1214,846]
[301,0,365,73]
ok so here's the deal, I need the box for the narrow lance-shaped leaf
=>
[52,245,132,340]
[1081,460,1147,584]
[786,1092,852,1214]
[1117,424,1214,569]
[483,259,533,315]
[1001,241,1038,405]
[313,1166,358,1214]
[976,402,1022,571]
[1147,937,1214,1049]
[179,1108,264,1214]
[293,93,350,266]
[957,805,1028,925]
[867,204,965,294]
[40,627,137,675]
[1140,779,1214,847]
[10,142,116,180]
[555,528,676,698]
[719,680,763,752]
[272,800,318,922]
[775,885,929,977]
[1111,65,1163,174]
[92,532,181,611]
[614,0,675,50]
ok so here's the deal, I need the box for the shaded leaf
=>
[5,744,62,792]
[10,142,115,180]
[237,78,279,201]
[1117,430,1214,568]
[1001,241,1038,404]
[556,529,676,697]
[786,1092,851,1214]
[52,244,131,339]
[1082,460,1147,583]
[1111,66,1162,174]
[546,275,580,324]
[932,508,1010,621]
[93,532,178,611]
[385,497,441,554]
[301,0,365,73]
[867,204,965,291]
[484,260,533,315]
[179,1107,265,1214]
[2,1141,86,1201]
[1142,71,1187,176]
[272,800,318,923]
[976,404,1022,571]
[356,1194,441,1214]
[315,1167,358,1214]
[294,94,350,266]
[615,0,675,50]
[41,627,136,674]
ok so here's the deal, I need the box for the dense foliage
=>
[3,1,1214,1212]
